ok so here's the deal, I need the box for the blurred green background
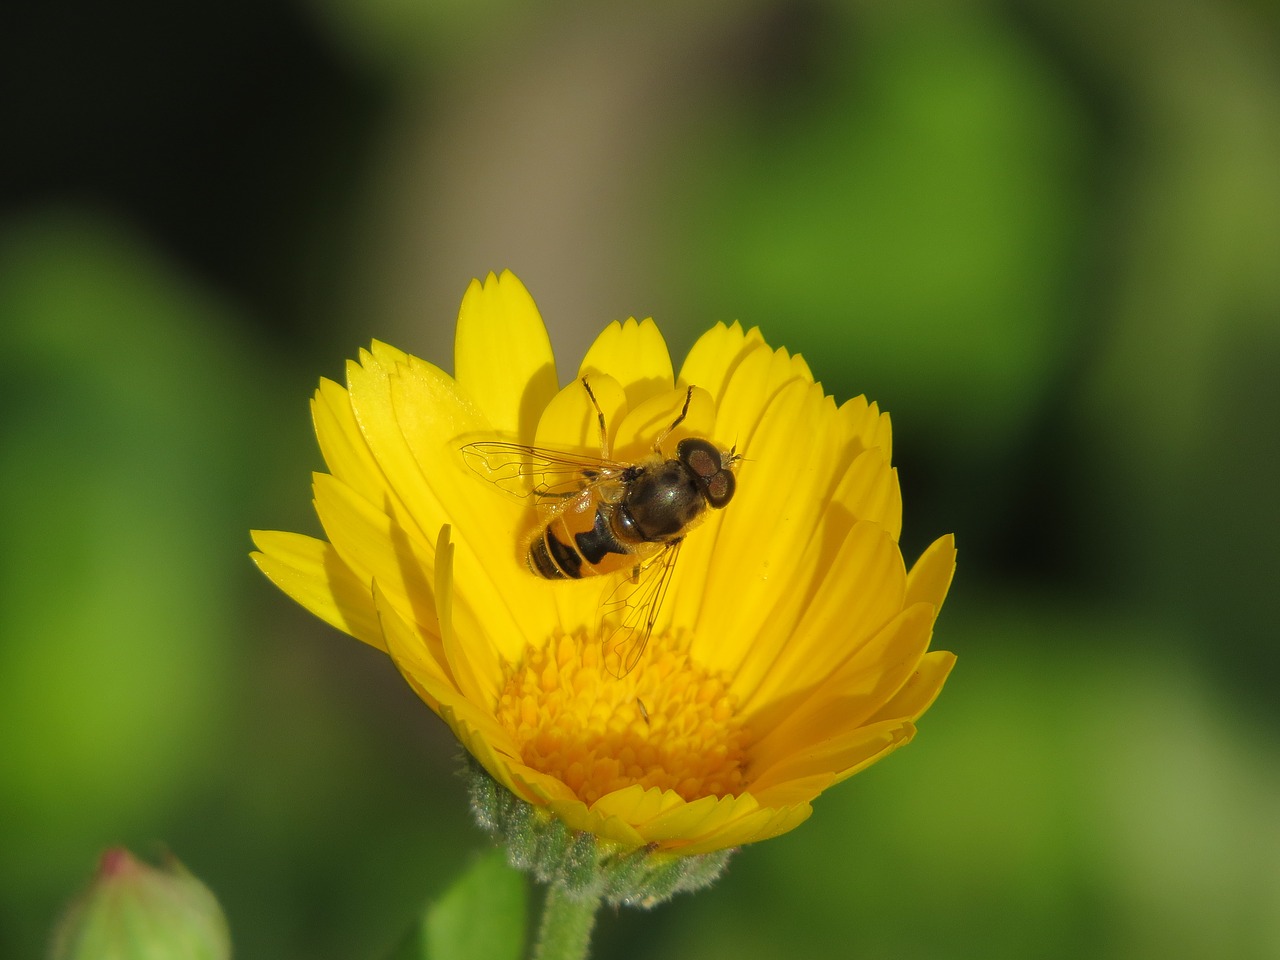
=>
[3,0,1278,957]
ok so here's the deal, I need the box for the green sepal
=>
[466,760,735,909]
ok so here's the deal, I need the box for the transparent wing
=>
[461,441,630,500]
[600,539,682,678]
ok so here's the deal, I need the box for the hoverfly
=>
[462,378,739,677]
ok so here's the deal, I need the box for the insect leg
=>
[653,386,695,452]
[580,376,611,458]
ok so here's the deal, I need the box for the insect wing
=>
[600,540,682,678]
[461,442,628,500]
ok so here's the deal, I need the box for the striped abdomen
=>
[527,492,661,580]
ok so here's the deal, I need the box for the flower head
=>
[252,271,955,857]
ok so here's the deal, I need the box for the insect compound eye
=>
[676,437,736,508]
[704,468,735,508]
[676,437,722,479]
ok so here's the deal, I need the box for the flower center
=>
[495,632,749,807]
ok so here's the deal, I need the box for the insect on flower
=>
[253,273,958,858]
[462,377,740,677]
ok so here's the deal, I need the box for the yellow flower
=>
[251,271,955,857]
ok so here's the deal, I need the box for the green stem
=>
[532,884,598,960]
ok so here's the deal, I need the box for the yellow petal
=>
[513,771,647,849]
[310,472,549,710]
[712,341,814,453]
[788,351,814,382]
[372,578,530,775]
[829,448,902,540]
[343,347,452,542]
[735,519,907,712]
[749,719,917,795]
[439,702,559,812]
[380,349,565,658]
[680,340,826,634]
[311,378,402,523]
[321,472,560,708]
[454,271,559,444]
[811,721,919,788]
[638,791,812,855]
[249,531,383,649]
[747,602,935,775]
[688,379,837,676]
[592,783,685,827]
[677,321,762,404]
[745,772,836,808]
[630,791,751,844]
[534,372,628,454]
[905,533,957,610]
[579,318,673,413]
[645,368,773,640]
[372,576,455,705]
[610,385,715,463]
[310,473,443,642]
[673,801,813,856]
[426,524,490,718]
[447,703,543,805]
[865,649,956,724]
[376,585,550,827]
[837,394,893,461]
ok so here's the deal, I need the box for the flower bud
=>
[49,847,231,960]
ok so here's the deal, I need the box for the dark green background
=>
[3,1,1278,957]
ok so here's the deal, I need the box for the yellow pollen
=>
[495,632,749,807]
